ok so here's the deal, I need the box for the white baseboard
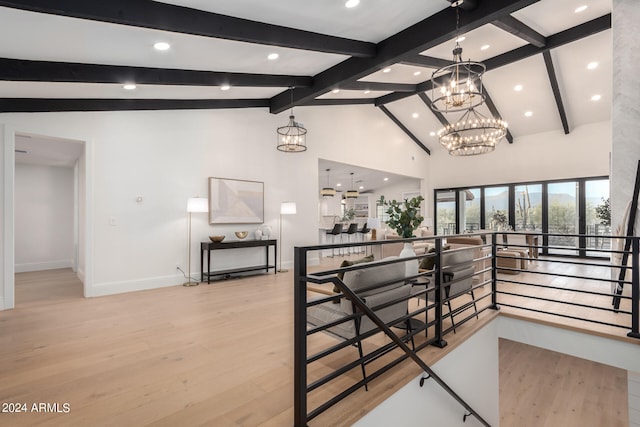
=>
[77,268,85,284]
[89,273,185,298]
[0,296,5,310]
[15,259,73,273]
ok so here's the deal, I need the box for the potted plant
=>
[380,195,425,277]
[380,195,425,238]
[490,208,508,231]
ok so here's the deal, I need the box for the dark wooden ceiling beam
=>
[492,15,546,47]
[0,98,269,113]
[302,98,375,106]
[376,14,611,107]
[484,14,611,71]
[0,57,312,87]
[378,105,430,155]
[417,92,450,129]
[338,81,417,92]
[399,56,452,69]
[270,0,540,113]
[0,0,376,57]
[542,51,570,134]
[483,89,514,143]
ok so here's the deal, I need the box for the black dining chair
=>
[326,223,343,257]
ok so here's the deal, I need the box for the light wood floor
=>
[0,260,633,426]
[499,339,628,427]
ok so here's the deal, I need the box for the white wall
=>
[0,108,614,300]
[428,121,611,191]
[0,105,431,298]
[357,315,640,427]
[14,164,74,272]
[354,320,499,427]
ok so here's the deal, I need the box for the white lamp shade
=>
[280,202,297,215]
[187,197,209,213]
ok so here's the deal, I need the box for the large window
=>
[462,188,481,232]
[585,179,610,254]
[547,181,578,255]
[436,190,456,235]
[434,176,609,257]
[515,184,542,232]
[485,186,509,229]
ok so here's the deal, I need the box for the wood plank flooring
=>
[499,339,628,427]
[0,259,633,426]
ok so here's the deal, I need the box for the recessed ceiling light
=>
[587,61,599,70]
[413,71,422,76]
[364,89,371,94]
[575,5,588,13]
[123,83,136,90]
[382,67,391,73]
[456,36,466,43]
[332,88,340,94]
[153,42,170,51]
[267,53,279,60]
[221,85,231,91]
[359,185,364,190]
[345,0,359,8]
[336,183,342,187]
[591,94,602,101]
[524,111,533,117]
[514,84,523,92]
[481,44,490,51]
[383,177,389,182]
[412,113,419,119]
[429,131,436,137]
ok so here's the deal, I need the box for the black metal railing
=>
[492,231,639,338]
[293,232,640,426]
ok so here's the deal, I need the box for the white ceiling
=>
[318,159,421,196]
[0,0,613,159]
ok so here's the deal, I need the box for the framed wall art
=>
[208,177,264,224]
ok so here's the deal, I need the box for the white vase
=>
[255,229,262,240]
[399,242,419,277]
[261,225,272,239]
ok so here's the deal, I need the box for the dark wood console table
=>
[200,239,277,283]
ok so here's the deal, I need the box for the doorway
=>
[2,126,93,310]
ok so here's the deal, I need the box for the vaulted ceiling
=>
[0,0,612,155]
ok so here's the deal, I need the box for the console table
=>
[200,239,277,283]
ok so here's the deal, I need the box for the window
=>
[547,181,578,255]
[436,190,456,235]
[435,176,609,258]
[461,188,481,232]
[485,186,509,229]
[514,184,542,232]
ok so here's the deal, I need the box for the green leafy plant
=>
[490,208,508,229]
[380,195,424,238]
[595,197,610,226]
[341,208,355,222]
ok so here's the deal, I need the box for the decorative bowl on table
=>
[235,231,248,239]
[209,235,225,243]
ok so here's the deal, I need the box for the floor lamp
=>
[184,197,208,286]
[279,201,297,272]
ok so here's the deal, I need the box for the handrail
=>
[294,237,492,426]
[294,231,640,426]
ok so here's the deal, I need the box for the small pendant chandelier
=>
[320,168,336,197]
[345,172,359,199]
[277,87,307,152]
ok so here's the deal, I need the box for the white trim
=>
[83,137,94,297]
[2,125,15,310]
[15,260,73,273]
[90,274,186,298]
